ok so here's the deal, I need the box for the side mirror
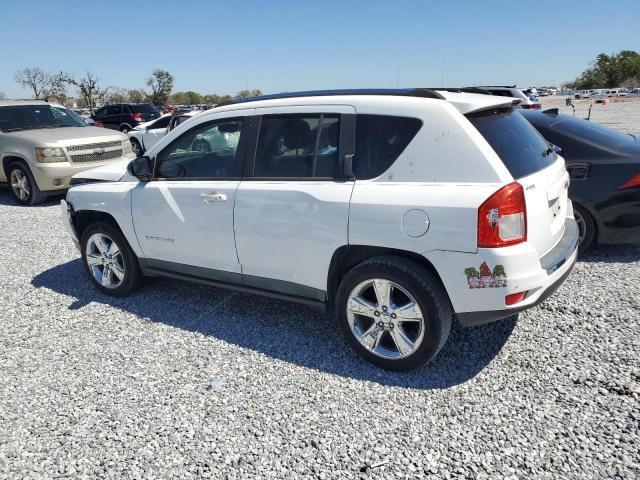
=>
[127,156,153,182]
[84,118,96,126]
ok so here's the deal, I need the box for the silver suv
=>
[0,100,135,205]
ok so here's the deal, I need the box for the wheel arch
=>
[119,122,134,132]
[2,154,31,179]
[72,209,126,244]
[326,245,448,305]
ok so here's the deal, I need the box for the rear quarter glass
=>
[468,108,554,179]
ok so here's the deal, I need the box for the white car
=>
[61,89,578,370]
[476,86,541,109]
[0,100,135,205]
[128,112,200,156]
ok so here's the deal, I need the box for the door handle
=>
[200,192,227,203]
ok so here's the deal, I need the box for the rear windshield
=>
[131,104,159,113]
[468,108,554,179]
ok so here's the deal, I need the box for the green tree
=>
[127,89,146,103]
[234,89,262,99]
[567,50,640,89]
[146,69,174,105]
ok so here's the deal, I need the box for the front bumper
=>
[30,155,135,192]
[60,200,80,251]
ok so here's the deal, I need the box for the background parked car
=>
[475,85,541,109]
[127,114,172,156]
[522,108,640,252]
[128,111,200,156]
[0,100,135,205]
[91,103,160,133]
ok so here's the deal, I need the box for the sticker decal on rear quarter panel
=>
[464,262,507,288]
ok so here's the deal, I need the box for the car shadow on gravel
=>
[32,259,518,390]
[579,244,640,263]
[0,186,64,207]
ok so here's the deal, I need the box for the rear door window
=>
[468,108,554,179]
[354,115,422,179]
[253,114,340,178]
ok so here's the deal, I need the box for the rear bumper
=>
[424,216,579,327]
[456,253,576,326]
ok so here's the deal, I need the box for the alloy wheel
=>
[10,169,30,201]
[131,140,142,157]
[85,233,126,289]
[346,279,425,360]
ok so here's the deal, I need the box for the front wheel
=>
[130,138,143,157]
[8,162,45,205]
[81,222,142,296]
[335,256,453,371]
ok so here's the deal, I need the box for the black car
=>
[521,109,640,252]
[91,103,160,133]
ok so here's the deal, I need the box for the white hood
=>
[72,159,134,182]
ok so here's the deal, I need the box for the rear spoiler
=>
[435,90,517,115]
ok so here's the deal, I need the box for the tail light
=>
[618,172,640,190]
[520,103,541,110]
[131,112,142,121]
[478,182,527,248]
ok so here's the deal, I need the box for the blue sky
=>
[1,0,638,98]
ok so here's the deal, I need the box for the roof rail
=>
[220,88,445,107]
[474,85,517,89]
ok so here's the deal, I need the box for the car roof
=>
[209,88,514,115]
[0,99,50,107]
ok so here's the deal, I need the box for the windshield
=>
[468,108,555,179]
[0,105,86,132]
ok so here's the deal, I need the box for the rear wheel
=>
[573,203,596,254]
[335,256,453,371]
[120,125,131,134]
[81,222,142,296]
[8,162,45,205]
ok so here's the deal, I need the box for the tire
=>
[130,138,143,157]
[573,203,596,254]
[335,256,453,371]
[7,161,46,206]
[80,222,142,297]
[120,125,131,134]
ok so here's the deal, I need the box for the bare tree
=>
[14,67,67,101]
[145,69,174,105]
[65,72,110,114]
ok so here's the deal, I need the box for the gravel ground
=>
[539,95,640,135]
[0,184,639,479]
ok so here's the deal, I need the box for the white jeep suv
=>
[0,100,135,205]
[61,89,578,370]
